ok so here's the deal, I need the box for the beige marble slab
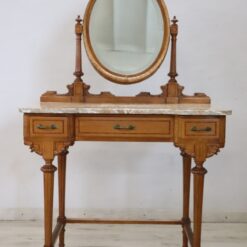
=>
[19,102,232,116]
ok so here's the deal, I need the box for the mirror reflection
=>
[89,0,164,75]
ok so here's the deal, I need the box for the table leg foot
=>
[59,227,65,247]
[182,229,188,247]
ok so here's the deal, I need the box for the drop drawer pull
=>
[36,124,58,130]
[113,124,135,130]
[191,126,212,132]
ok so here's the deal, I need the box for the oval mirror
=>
[83,0,170,84]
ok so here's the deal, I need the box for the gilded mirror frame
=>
[83,0,170,84]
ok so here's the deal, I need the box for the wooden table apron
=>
[23,112,226,247]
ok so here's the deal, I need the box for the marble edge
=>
[19,106,232,116]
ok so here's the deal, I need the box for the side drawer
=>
[76,115,174,141]
[176,116,225,140]
[28,116,69,138]
[184,119,219,137]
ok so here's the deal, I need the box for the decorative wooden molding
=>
[41,162,57,174]
[174,116,226,165]
[40,16,211,104]
[23,114,75,160]
[176,141,221,166]
[26,140,73,160]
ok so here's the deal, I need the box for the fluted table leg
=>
[41,159,57,247]
[192,161,207,247]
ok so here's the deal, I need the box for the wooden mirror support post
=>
[70,16,86,102]
[46,16,90,103]
[41,16,211,105]
[164,17,187,104]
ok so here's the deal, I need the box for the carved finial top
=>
[76,15,82,23]
[172,16,178,24]
[75,15,83,35]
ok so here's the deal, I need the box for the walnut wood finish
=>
[23,2,228,246]
[23,113,226,247]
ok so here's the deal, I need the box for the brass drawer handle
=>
[36,124,58,130]
[113,124,135,131]
[191,126,212,132]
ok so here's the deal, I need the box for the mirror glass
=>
[89,0,165,76]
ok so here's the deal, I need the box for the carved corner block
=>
[23,114,75,160]
[174,116,226,165]
[177,141,221,165]
[26,140,73,161]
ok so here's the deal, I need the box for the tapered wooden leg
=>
[58,151,68,247]
[41,160,57,247]
[182,153,192,247]
[192,161,207,247]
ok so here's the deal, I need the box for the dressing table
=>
[20,1,231,246]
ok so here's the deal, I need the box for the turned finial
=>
[75,15,83,36]
[76,15,82,23]
[172,16,178,24]
[74,15,84,82]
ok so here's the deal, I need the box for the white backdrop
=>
[0,0,246,222]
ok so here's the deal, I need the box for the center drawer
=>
[76,115,174,141]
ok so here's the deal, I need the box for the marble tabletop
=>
[19,103,232,116]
